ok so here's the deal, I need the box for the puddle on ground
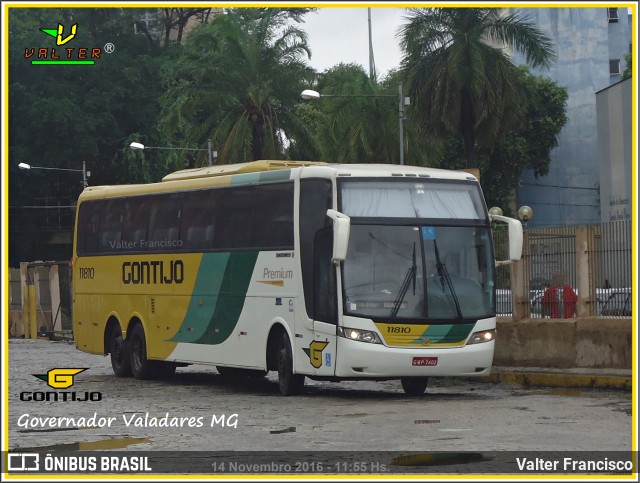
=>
[12,437,150,452]
[391,452,487,467]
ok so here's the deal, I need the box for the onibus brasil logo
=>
[24,23,109,65]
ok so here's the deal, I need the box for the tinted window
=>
[76,182,294,255]
[148,193,182,244]
[214,183,293,250]
[181,190,218,250]
[99,199,126,252]
[76,201,102,254]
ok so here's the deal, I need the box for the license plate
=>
[412,357,438,366]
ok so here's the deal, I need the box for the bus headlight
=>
[466,329,496,345]
[338,327,382,344]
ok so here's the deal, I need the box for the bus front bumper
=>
[334,337,494,378]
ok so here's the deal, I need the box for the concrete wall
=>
[495,317,632,369]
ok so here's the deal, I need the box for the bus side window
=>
[99,199,125,252]
[122,197,150,249]
[254,183,294,249]
[181,189,217,250]
[77,200,101,255]
[148,193,183,249]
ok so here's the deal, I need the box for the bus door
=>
[298,178,337,376]
[306,225,338,376]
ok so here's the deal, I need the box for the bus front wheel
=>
[277,333,305,396]
[129,323,153,380]
[400,377,429,396]
[109,326,132,377]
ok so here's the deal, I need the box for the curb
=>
[476,370,632,391]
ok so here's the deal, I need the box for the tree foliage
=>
[9,8,165,188]
[9,8,165,264]
[433,66,568,212]
[8,7,568,265]
[158,8,316,164]
[399,8,556,169]
[297,64,440,166]
[621,52,632,80]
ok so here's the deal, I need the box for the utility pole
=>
[367,8,376,81]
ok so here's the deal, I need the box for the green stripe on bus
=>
[170,252,259,345]
[195,251,258,344]
[259,169,291,182]
[229,170,291,186]
[413,323,475,344]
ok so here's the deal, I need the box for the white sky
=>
[299,7,407,78]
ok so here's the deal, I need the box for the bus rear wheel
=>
[129,323,153,380]
[109,326,132,377]
[401,377,429,396]
[276,333,305,396]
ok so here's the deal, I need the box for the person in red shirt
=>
[542,271,578,318]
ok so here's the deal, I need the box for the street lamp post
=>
[129,140,216,166]
[518,205,534,230]
[300,85,410,165]
[18,161,89,188]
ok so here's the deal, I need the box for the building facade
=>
[596,77,632,222]
[511,7,632,227]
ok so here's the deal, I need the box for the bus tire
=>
[109,325,132,377]
[400,377,429,396]
[277,333,305,396]
[129,323,153,380]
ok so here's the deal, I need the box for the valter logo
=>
[24,23,104,65]
[21,368,101,402]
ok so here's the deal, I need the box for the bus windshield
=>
[342,224,495,321]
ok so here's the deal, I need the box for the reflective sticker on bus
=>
[303,341,329,368]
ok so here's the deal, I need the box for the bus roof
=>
[79,162,478,202]
[162,160,327,181]
[162,160,478,183]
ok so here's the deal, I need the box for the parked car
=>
[529,290,545,317]
[600,288,632,316]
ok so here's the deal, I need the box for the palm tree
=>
[399,8,556,169]
[313,63,396,164]
[305,63,439,166]
[159,9,316,164]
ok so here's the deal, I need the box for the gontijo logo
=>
[32,368,87,389]
[24,23,112,65]
[21,368,102,402]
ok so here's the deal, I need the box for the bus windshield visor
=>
[340,180,487,220]
[342,225,495,321]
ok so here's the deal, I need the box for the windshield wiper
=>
[389,243,416,322]
[433,240,464,322]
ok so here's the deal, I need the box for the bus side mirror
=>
[326,209,351,264]
[490,214,523,265]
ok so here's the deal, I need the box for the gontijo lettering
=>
[122,260,184,284]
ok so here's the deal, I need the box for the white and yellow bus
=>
[72,161,522,395]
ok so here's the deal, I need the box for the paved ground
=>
[6,338,633,455]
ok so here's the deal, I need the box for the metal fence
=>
[9,261,73,339]
[494,220,632,319]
